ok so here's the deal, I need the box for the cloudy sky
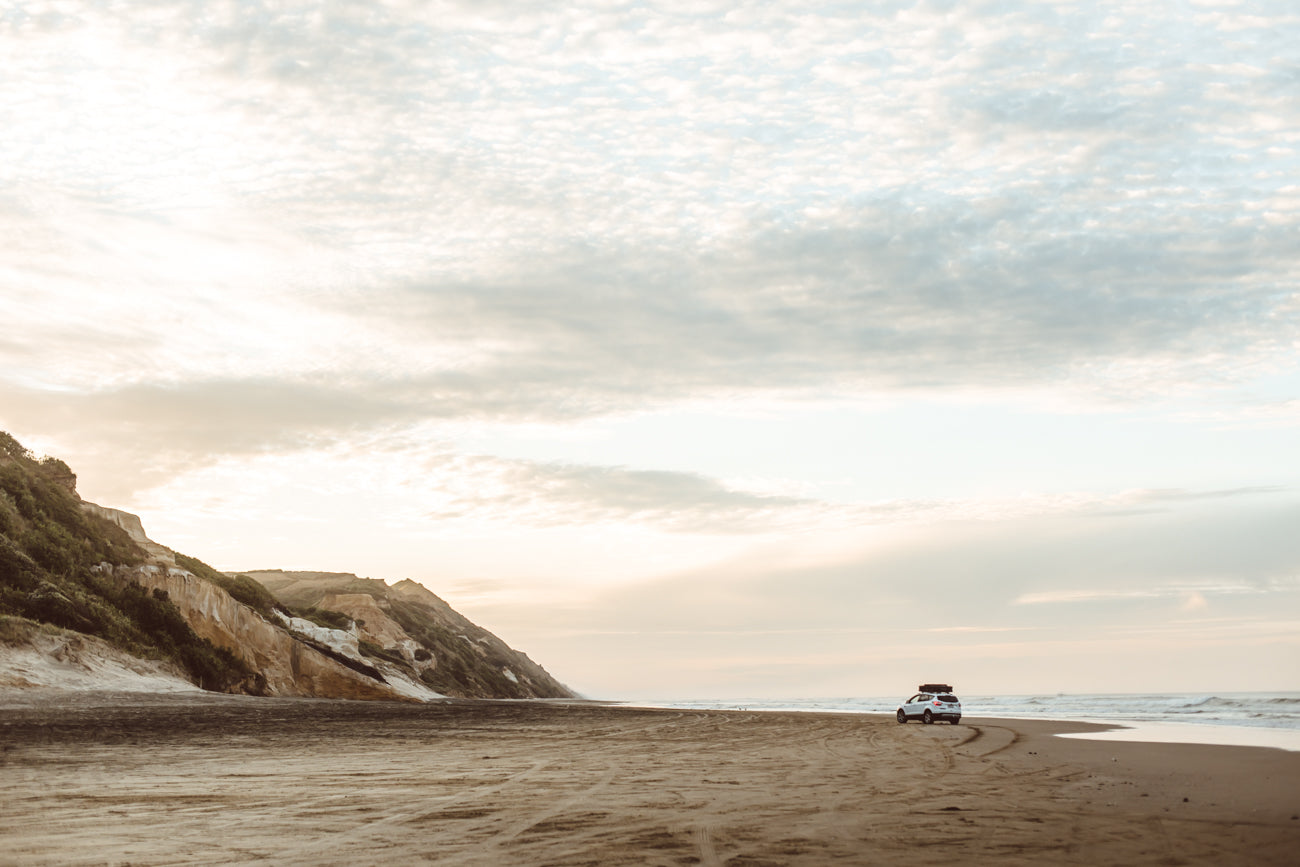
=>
[3,0,1298,699]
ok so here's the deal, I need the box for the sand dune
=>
[2,692,1297,865]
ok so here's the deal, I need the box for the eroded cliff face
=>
[58,499,569,702]
[7,440,570,702]
[108,564,423,701]
[385,578,567,697]
[78,502,435,701]
[315,593,433,674]
[319,593,410,649]
[242,570,577,699]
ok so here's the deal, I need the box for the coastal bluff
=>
[239,570,574,700]
[1,433,574,701]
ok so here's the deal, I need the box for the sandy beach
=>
[2,692,1298,866]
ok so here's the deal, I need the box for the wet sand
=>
[2,691,1298,865]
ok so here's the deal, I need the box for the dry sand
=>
[2,691,1298,866]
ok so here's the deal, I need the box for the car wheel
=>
[897,709,907,724]
[923,709,933,724]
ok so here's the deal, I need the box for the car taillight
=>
[933,700,941,706]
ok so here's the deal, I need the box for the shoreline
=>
[1052,718,1300,752]
[3,691,1298,864]
[619,696,1300,752]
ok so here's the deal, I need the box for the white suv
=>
[897,684,962,725]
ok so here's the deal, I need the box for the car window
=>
[907,695,920,703]
[939,694,958,703]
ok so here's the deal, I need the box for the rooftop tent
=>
[918,684,954,693]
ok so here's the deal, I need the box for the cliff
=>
[242,570,577,699]
[1,432,573,701]
[110,562,430,701]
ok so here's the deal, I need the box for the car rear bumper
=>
[900,710,962,722]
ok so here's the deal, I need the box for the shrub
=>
[0,613,40,645]
[23,522,79,575]
[291,606,353,630]
[0,492,19,537]
[0,431,32,462]
[0,536,41,592]
[173,640,256,692]
[0,464,39,521]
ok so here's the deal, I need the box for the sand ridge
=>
[1,692,1297,865]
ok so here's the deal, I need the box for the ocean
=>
[626,692,1300,751]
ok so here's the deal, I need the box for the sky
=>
[2,0,1298,700]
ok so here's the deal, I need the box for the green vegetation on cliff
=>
[0,432,253,691]
[0,434,141,572]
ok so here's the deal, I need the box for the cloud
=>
[2,1,1298,548]
[557,493,1300,634]
[418,454,817,533]
[4,1,1299,700]
[479,492,1300,695]
[1013,583,1281,606]
[4,2,1298,468]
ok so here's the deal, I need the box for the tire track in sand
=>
[263,759,556,866]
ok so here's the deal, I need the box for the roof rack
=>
[918,683,954,693]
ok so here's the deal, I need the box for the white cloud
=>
[477,494,1300,696]
[1013,583,1276,606]
[4,0,1299,696]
